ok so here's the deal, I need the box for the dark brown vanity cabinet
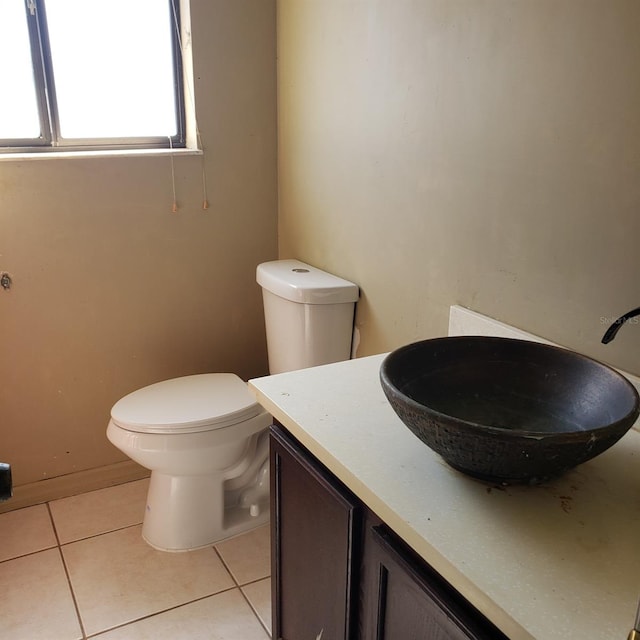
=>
[270,424,509,640]
[359,515,509,640]
[270,424,362,640]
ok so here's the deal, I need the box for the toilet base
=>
[141,469,269,552]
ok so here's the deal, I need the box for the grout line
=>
[46,502,88,640]
[0,544,58,565]
[46,501,63,547]
[238,582,272,638]
[58,522,144,547]
[83,586,241,638]
[212,529,273,635]
[4,485,272,638]
[0,504,57,565]
[212,544,240,586]
[241,575,271,587]
[212,545,272,635]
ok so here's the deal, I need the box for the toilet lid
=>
[110,373,263,434]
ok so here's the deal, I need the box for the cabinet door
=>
[270,425,362,640]
[360,515,509,640]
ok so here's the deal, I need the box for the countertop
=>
[249,352,640,640]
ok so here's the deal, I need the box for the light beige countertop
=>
[249,352,640,640]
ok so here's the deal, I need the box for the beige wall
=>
[277,1,640,375]
[0,0,277,499]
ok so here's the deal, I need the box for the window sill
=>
[0,147,203,162]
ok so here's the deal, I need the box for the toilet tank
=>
[256,260,359,374]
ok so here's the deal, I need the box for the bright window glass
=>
[0,1,41,139]
[45,0,178,139]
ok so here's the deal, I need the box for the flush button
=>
[292,268,309,273]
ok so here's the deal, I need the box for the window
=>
[0,0,185,152]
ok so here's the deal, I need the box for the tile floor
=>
[0,479,272,639]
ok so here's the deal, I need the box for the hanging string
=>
[170,0,209,211]
[199,131,209,210]
[169,136,178,213]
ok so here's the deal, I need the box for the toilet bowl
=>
[107,373,272,551]
[107,259,359,552]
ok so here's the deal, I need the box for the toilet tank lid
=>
[110,373,263,433]
[257,260,359,304]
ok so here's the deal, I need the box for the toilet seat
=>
[110,373,263,434]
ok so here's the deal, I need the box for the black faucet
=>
[602,307,640,344]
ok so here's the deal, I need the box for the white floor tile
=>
[92,588,270,640]
[1,485,271,639]
[215,524,270,585]
[50,479,149,543]
[242,577,272,635]
[0,504,57,562]
[62,524,235,636]
[0,548,82,640]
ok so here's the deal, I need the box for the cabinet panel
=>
[270,425,362,640]
[270,424,509,640]
[360,514,509,640]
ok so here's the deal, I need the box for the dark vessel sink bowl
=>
[380,336,640,484]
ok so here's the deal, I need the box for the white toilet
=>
[106,259,359,551]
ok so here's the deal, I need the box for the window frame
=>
[1,0,186,154]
